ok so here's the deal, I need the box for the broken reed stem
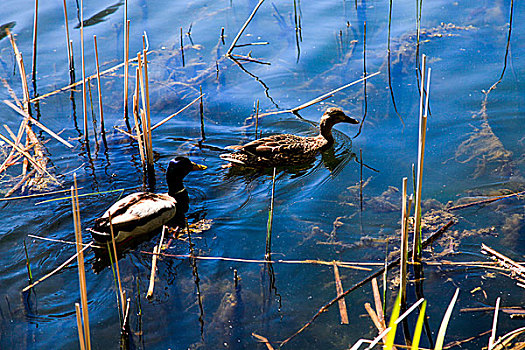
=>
[333,261,349,324]
[489,297,501,349]
[400,177,408,303]
[7,29,31,113]
[80,0,88,143]
[412,54,427,262]
[62,0,72,73]
[122,297,131,333]
[109,212,125,319]
[124,18,130,122]
[132,67,146,165]
[23,239,33,284]
[226,0,266,56]
[151,93,203,131]
[75,303,86,350]
[147,226,166,299]
[255,99,259,139]
[257,72,380,118]
[31,0,39,83]
[22,242,93,292]
[71,174,91,350]
[4,100,74,148]
[199,86,205,139]
[265,167,276,260]
[93,36,105,138]
[180,27,185,67]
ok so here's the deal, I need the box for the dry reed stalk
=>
[75,303,86,350]
[257,72,380,118]
[226,0,266,56]
[252,333,275,350]
[122,297,131,333]
[4,100,73,148]
[151,94,204,131]
[7,30,30,113]
[482,244,525,279]
[412,54,428,262]
[132,67,146,165]
[109,212,125,318]
[22,242,93,292]
[31,0,39,82]
[71,175,91,350]
[199,86,205,139]
[143,49,153,169]
[147,226,166,299]
[80,0,88,143]
[489,297,501,349]
[371,278,385,327]
[0,132,59,183]
[137,53,153,169]
[123,20,130,121]
[363,303,390,346]
[400,177,408,302]
[180,27,185,67]
[93,36,105,137]
[254,99,259,139]
[62,0,72,71]
[332,261,349,324]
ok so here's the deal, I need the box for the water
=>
[1,0,524,348]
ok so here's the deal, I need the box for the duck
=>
[220,107,359,167]
[89,156,206,243]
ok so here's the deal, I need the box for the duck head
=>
[166,156,206,198]
[319,107,359,139]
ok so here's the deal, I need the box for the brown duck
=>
[220,107,359,167]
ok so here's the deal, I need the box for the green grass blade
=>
[385,292,402,349]
[435,288,460,350]
[411,300,427,350]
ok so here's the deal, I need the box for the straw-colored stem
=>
[400,177,408,303]
[123,20,130,122]
[80,0,88,143]
[31,0,39,82]
[333,261,349,324]
[132,67,146,166]
[62,0,72,71]
[488,297,501,349]
[226,0,266,56]
[75,303,86,350]
[151,94,204,131]
[4,100,73,148]
[147,226,166,299]
[109,212,125,319]
[7,30,30,113]
[143,50,153,169]
[93,36,105,137]
[72,175,90,350]
[412,54,427,262]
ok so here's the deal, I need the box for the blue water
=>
[1,0,524,348]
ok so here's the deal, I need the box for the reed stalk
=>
[359,149,363,211]
[220,27,225,45]
[93,36,105,139]
[199,86,205,139]
[410,300,427,350]
[147,226,166,299]
[132,67,146,166]
[31,0,39,83]
[62,0,72,75]
[80,0,88,143]
[434,289,460,350]
[109,212,125,319]
[400,177,408,303]
[23,239,33,284]
[151,94,203,131]
[180,27,185,67]
[7,30,30,114]
[254,99,259,139]
[226,0,266,56]
[71,174,90,350]
[75,303,86,350]
[333,261,349,324]
[265,167,276,260]
[123,20,130,124]
[412,54,427,262]
[488,297,501,349]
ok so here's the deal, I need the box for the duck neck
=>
[319,119,335,147]
[169,182,190,213]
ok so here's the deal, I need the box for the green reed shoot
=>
[265,167,276,260]
[411,300,427,350]
[435,288,460,350]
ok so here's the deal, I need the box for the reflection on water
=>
[1,0,525,348]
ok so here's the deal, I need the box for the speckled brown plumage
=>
[220,107,359,167]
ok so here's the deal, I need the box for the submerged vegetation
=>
[0,0,524,349]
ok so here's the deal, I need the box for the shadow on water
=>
[74,1,124,28]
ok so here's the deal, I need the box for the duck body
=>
[89,157,205,243]
[220,107,359,168]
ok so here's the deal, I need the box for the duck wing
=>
[239,134,313,157]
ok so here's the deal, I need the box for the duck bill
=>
[191,162,207,171]
[343,115,360,124]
